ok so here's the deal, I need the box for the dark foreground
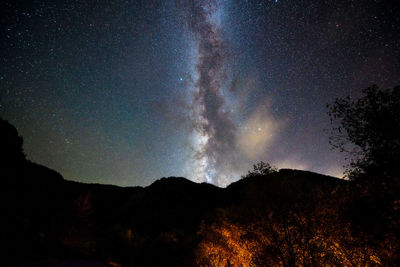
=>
[3,157,400,266]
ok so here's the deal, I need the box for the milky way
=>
[178,0,237,185]
[1,0,399,186]
[180,1,286,185]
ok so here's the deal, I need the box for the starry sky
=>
[1,0,399,186]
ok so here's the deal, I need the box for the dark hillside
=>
[2,159,347,266]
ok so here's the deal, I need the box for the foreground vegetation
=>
[3,159,399,266]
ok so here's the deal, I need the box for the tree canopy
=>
[0,117,25,166]
[327,85,400,180]
[242,161,277,179]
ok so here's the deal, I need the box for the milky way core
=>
[180,0,237,185]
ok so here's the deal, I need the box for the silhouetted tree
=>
[242,161,277,179]
[0,117,26,166]
[327,85,400,180]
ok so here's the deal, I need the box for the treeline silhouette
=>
[327,84,400,181]
[1,85,400,266]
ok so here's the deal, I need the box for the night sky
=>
[1,0,399,186]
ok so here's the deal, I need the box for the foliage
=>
[0,117,26,165]
[195,174,393,266]
[195,215,254,266]
[242,161,277,179]
[327,84,400,179]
